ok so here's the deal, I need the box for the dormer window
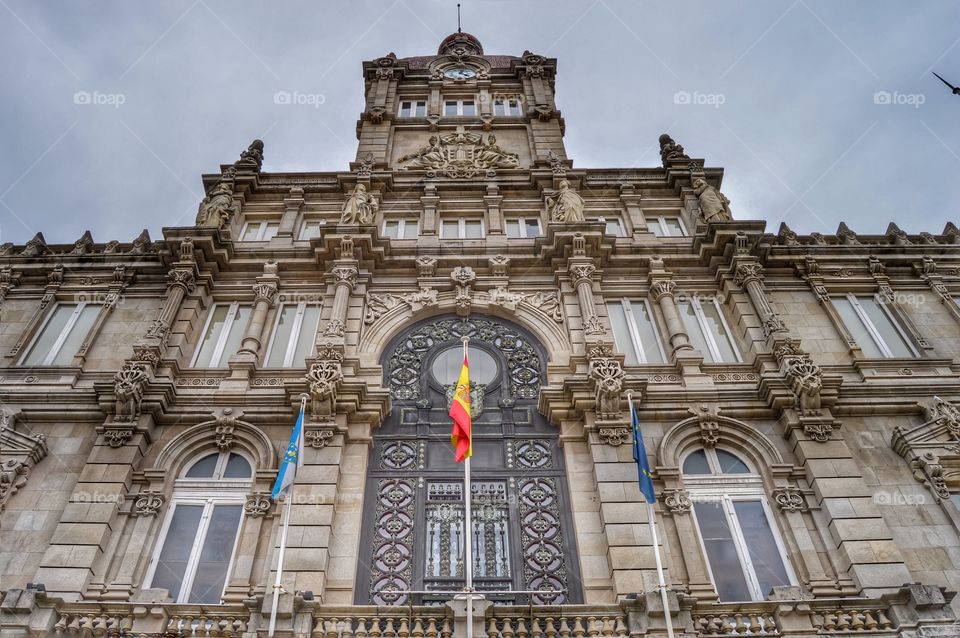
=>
[398,100,427,118]
[444,100,476,117]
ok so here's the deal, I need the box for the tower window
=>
[383,219,419,239]
[833,294,916,358]
[20,302,101,366]
[441,218,484,239]
[607,299,666,365]
[191,302,251,368]
[398,100,427,118]
[648,215,687,237]
[444,100,476,117]
[677,296,741,363]
[493,98,523,117]
[505,217,542,238]
[265,302,321,368]
[239,221,279,242]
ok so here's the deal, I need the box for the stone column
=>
[276,186,305,239]
[238,278,279,356]
[619,184,646,237]
[647,279,691,355]
[569,262,605,336]
[323,262,358,338]
[734,261,788,339]
[483,183,503,235]
[103,491,165,598]
[420,184,439,235]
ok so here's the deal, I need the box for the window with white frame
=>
[383,219,419,240]
[505,217,542,238]
[398,100,427,118]
[21,302,101,366]
[298,221,325,241]
[145,451,251,604]
[191,302,251,368]
[683,448,795,602]
[678,296,740,363]
[443,99,476,117]
[264,302,321,368]
[648,215,687,237]
[493,98,523,117]
[833,294,916,358]
[239,221,279,242]
[441,218,484,239]
[593,216,625,237]
[607,299,666,365]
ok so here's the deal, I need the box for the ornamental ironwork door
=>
[356,316,582,605]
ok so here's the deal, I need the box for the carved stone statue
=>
[307,357,343,421]
[546,180,585,222]
[195,179,235,228]
[476,135,520,169]
[235,139,264,170]
[398,129,521,178]
[659,133,689,167]
[400,135,446,169]
[340,183,379,225]
[114,361,149,422]
[693,177,732,222]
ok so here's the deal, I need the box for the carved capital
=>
[597,426,631,447]
[252,281,278,305]
[167,269,196,293]
[103,427,133,448]
[569,263,596,287]
[244,492,273,518]
[132,492,165,517]
[331,265,358,289]
[772,486,806,512]
[649,279,676,301]
[305,426,336,448]
[734,262,765,287]
[911,452,950,500]
[661,488,691,514]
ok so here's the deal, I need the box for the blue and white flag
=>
[271,400,305,500]
[631,400,656,505]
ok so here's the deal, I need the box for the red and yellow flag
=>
[449,355,472,463]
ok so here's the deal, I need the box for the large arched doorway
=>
[355,315,582,605]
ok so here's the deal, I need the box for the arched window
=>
[144,451,252,604]
[357,316,581,605]
[683,448,795,602]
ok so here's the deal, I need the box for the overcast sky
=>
[1,0,958,245]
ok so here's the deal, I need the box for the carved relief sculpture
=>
[113,361,149,422]
[340,183,379,225]
[588,354,624,421]
[693,177,732,222]
[546,180,585,222]
[398,129,519,178]
[306,348,344,421]
[196,176,235,228]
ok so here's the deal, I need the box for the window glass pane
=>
[51,304,99,365]
[694,502,753,602]
[678,301,714,363]
[151,504,204,601]
[605,219,623,236]
[401,220,419,239]
[240,224,261,241]
[212,306,250,367]
[524,218,542,237]
[292,305,321,364]
[23,305,75,365]
[262,223,279,241]
[631,301,664,364]
[733,500,791,599]
[700,301,738,363]
[494,100,505,116]
[834,298,882,358]
[266,305,297,367]
[608,302,639,366]
[715,449,751,474]
[188,504,242,604]
[461,101,476,116]
[683,449,711,475]
[299,223,321,240]
[415,102,427,117]
[432,346,498,385]
[464,220,483,238]
[400,102,412,117]
[441,220,460,238]
[185,453,219,478]
[663,218,685,236]
[444,101,458,116]
[383,221,399,239]
[194,305,230,367]
[648,219,665,237]
[859,298,912,357]
[222,453,252,479]
[505,220,521,238]
[509,99,521,115]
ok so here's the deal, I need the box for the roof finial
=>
[457,3,462,33]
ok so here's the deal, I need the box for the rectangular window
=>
[21,302,101,366]
[505,217,542,238]
[191,302,251,368]
[398,100,427,117]
[444,99,476,116]
[493,98,523,117]
[298,221,325,241]
[239,221,279,242]
[833,294,915,358]
[265,302,321,368]
[607,299,666,365]
[678,296,740,363]
[594,216,625,237]
[383,219,419,240]
[648,215,687,237]
[441,218,485,239]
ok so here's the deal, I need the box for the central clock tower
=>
[354,32,567,174]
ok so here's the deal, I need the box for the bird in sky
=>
[932,71,960,95]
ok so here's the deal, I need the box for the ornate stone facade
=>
[0,31,959,638]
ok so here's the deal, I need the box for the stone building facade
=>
[1,31,960,638]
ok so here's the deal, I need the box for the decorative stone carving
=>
[305,427,335,448]
[693,178,732,222]
[690,405,721,447]
[213,408,239,450]
[887,222,912,245]
[778,223,801,246]
[398,129,519,178]
[70,230,94,255]
[547,150,566,176]
[364,293,403,325]
[103,427,133,448]
[486,285,526,309]
[598,426,631,446]
[658,133,689,166]
[130,229,151,253]
[113,361,149,422]
[489,254,510,277]
[195,176,235,229]
[252,281,278,305]
[235,139,264,171]
[340,183,379,224]
[0,460,28,510]
[927,399,960,438]
[734,263,764,287]
[589,356,624,421]
[416,256,437,277]
[356,152,375,177]
[785,357,824,416]
[450,266,477,310]
[307,348,344,421]
[569,263,596,287]
[546,179,585,222]
[803,421,834,443]
[910,452,950,500]
[772,486,806,512]
[661,488,692,514]
[331,265,358,288]
[837,222,860,245]
[649,279,677,300]
[244,493,273,518]
[21,233,46,257]
[528,291,563,322]
[132,492,165,517]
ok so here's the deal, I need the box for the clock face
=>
[444,67,476,80]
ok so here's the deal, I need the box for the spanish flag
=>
[449,355,472,463]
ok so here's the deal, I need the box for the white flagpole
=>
[461,336,474,638]
[268,395,307,638]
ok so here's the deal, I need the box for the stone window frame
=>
[440,216,485,240]
[397,99,428,118]
[11,290,119,368]
[238,220,279,242]
[189,300,251,368]
[646,214,688,237]
[142,450,253,604]
[681,447,799,602]
[262,299,323,368]
[677,294,743,364]
[382,218,419,240]
[504,216,543,239]
[590,215,627,237]
[830,292,921,359]
[297,219,326,241]
[606,297,668,365]
[492,97,523,117]
[442,98,477,117]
